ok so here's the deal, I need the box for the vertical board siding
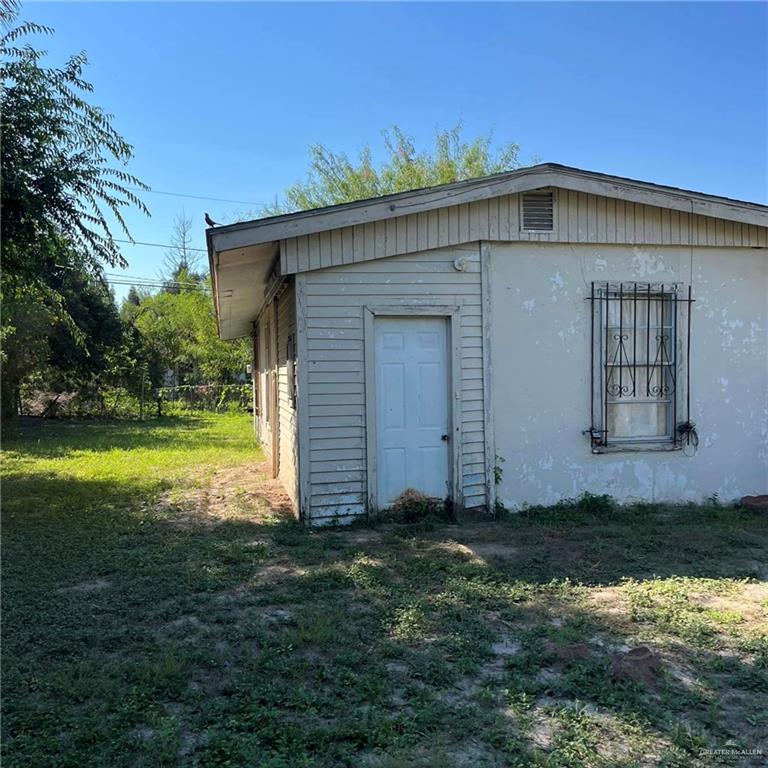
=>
[281,192,767,274]
[255,309,272,455]
[253,283,299,511]
[276,282,298,504]
[302,245,486,523]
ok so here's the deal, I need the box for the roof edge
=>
[206,163,768,254]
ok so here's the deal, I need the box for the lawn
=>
[2,415,767,767]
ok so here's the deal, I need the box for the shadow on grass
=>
[3,463,767,766]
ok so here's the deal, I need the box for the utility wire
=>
[126,187,266,207]
[114,238,208,253]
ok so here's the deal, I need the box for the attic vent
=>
[521,190,554,231]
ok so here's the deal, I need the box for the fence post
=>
[139,366,146,421]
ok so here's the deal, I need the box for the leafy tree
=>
[0,13,148,414]
[122,273,248,388]
[264,123,522,214]
[1,20,148,276]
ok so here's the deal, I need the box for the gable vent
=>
[521,190,554,231]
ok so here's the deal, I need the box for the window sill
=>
[591,442,681,455]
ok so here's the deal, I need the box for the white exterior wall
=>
[487,242,768,506]
[296,244,487,523]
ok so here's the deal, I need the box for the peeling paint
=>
[491,242,768,508]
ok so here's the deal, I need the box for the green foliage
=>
[122,274,249,387]
[264,123,522,214]
[494,454,506,486]
[519,491,616,521]
[0,18,148,276]
[3,415,767,766]
[0,13,148,414]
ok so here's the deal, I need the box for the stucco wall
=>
[487,242,768,506]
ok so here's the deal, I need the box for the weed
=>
[3,415,767,767]
[379,488,452,524]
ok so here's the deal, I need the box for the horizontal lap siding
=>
[281,192,768,273]
[276,283,298,504]
[303,246,486,522]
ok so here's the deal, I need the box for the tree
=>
[264,123,522,215]
[161,211,203,293]
[0,13,148,414]
[122,274,248,387]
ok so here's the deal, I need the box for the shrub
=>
[382,489,451,524]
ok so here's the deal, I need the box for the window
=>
[587,282,694,451]
[521,190,554,231]
[286,333,297,409]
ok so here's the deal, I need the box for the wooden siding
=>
[276,282,298,503]
[300,245,487,523]
[282,190,768,274]
[252,283,299,510]
[254,307,272,452]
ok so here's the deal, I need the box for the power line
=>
[114,238,208,253]
[54,262,209,290]
[126,187,266,207]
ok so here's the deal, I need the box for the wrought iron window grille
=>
[586,281,695,451]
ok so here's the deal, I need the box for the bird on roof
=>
[204,212,220,227]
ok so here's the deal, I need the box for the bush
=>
[381,489,452,524]
[516,491,616,522]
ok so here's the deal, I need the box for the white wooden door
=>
[375,316,450,508]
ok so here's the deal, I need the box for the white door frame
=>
[363,303,463,515]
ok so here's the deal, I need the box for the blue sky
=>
[27,1,768,295]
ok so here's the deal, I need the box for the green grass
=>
[3,415,767,767]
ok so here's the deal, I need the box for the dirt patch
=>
[529,710,559,750]
[491,636,521,657]
[166,615,204,630]
[384,660,410,676]
[179,730,209,758]
[163,460,295,527]
[343,529,384,545]
[447,741,505,767]
[467,541,520,560]
[253,563,307,583]
[430,524,521,563]
[131,727,155,743]
[544,640,592,663]
[696,582,768,625]
[588,586,632,627]
[260,606,294,622]
[611,646,662,685]
[59,577,111,594]
[432,540,486,564]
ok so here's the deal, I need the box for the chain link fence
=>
[19,384,252,419]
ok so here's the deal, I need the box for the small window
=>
[587,282,694,451]
[521,190,554,231]
[286,333,297,410]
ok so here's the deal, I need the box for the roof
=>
[207,163,768,339]
[209,163,768,251]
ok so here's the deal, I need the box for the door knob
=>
[441,434,449,441]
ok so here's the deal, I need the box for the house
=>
[206,163,768,524]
